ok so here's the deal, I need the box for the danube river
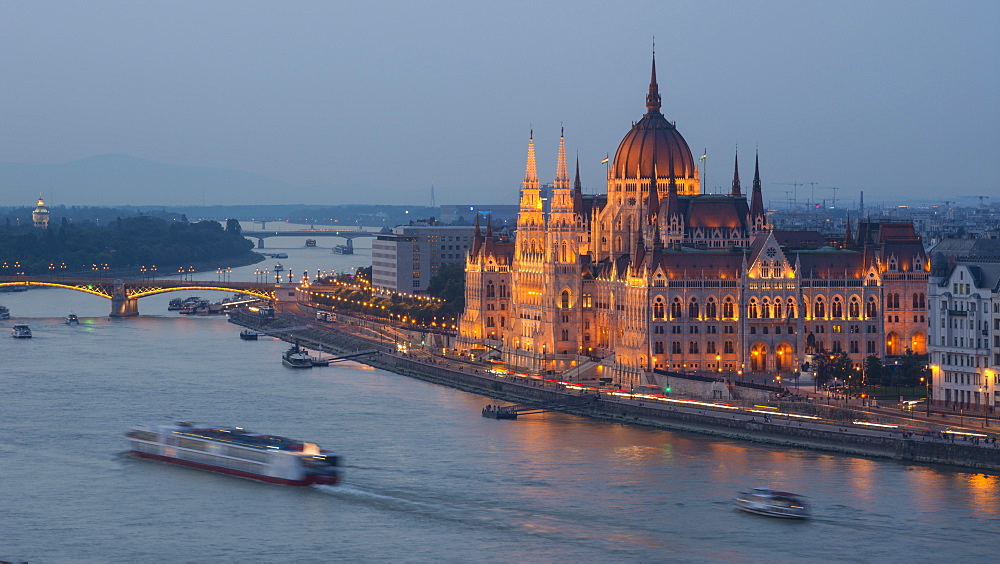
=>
[2,232,998,562]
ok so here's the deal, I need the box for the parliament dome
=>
[611,56,698,189]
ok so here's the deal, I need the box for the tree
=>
[814,352,852,388]
[864,355,885,386]
[897,349,929,388]
[426,263,465,318]
[225,218,242,234]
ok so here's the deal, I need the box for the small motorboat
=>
[240,329,259,341]
[734,487,810,519]
[65,313,79,325]
[12,324,32,338]
[0,305,10,319]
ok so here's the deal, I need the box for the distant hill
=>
[0,154,371,206]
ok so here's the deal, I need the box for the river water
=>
[2,229,998,562]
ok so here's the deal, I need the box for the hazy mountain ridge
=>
[0,154,372,206]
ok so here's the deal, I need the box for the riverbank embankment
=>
[229,309,1000,474]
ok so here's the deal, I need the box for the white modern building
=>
[371,223,475,294]
[928,242,1000,411]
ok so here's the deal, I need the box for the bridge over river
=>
[0,276,278,317]
[241,229,376,248]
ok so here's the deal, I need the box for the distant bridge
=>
[0,276,277,317]
[241,229,376,248]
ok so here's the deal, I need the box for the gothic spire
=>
[555,126,569,189]
[647,147,659,223]
[844,213,854,247]
[666,142,680,219]
[523,129,538,189]
[731,150,742,197]
[749,150,765,222]
[573,154,585,215]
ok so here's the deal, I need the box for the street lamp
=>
[921,376,930,417]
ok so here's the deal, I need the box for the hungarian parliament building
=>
[457,56,929,389]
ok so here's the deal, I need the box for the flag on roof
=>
[699,149,707,161]
[600,156,609,164]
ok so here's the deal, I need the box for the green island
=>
[0,213,259,276]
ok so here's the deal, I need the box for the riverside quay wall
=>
[230,310,1000,474]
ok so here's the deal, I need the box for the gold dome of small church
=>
[32,195,50,229]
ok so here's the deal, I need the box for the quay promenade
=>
[229,307,1000,474]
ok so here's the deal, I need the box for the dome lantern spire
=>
[645,43,662,116]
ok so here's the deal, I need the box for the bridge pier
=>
[110,297,139,317]
[257,238,265,248]
[110,279,139,317]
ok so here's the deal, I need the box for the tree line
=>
[0,216,255,275]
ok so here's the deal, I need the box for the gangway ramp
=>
[503,395,600,417]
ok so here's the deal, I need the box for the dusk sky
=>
[0,1,997,207]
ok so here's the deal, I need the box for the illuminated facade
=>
[927,242,1000,410]
[458,55,929,388]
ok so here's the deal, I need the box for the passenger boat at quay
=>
[126,422,342,486]
[282,342,313,368]
[734,487,810,519]
[11,324,32,338]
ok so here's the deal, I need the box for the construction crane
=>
[776,182,805,208]
[821,187,840,208]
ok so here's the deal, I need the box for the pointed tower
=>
[844,213,854,248]
[662,146,684,245]
[731,151,742,197]
[572,155,584,217]
[749,151,768,233]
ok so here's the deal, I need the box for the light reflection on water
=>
[1,238,998,561]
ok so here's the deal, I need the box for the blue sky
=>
[0,0,997,206]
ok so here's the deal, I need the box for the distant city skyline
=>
[0,1,997,207]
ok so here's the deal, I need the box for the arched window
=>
[723,297,735,319]
[689,341,700,354]
[671,297,682,319]
[866,297,878,318]
[787,299,797,319]
[748,299,759,319]
[815,297,826,318]
[653,298,665,320]
[499,284,507,298]
[919,293,926,308]
[832,297,843,319]
[486,281,495,298]
[672,341,682,354]
[832,341,843,353]
[724,340,735,354]
[761,298,771,319]
[706,341,717,354]
[912,293,920,309]
[654,341,664,354]
[849,296,860,318]
[774,298,783,319]
[688,298,699,319]
[705,298,717,319]
[560,290,570,309]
